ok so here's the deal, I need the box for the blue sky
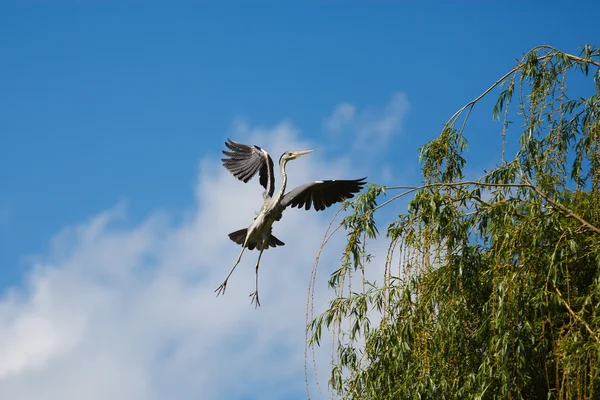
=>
[1,2,599,399]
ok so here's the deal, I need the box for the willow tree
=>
[307,45,600,399]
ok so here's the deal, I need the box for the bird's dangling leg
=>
[249,247,266,308]
[215,245,247,297]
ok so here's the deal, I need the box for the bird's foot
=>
[215,280,228,297]
[249,290,261,308]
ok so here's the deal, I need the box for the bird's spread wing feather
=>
[281,177,367,211]
[221,139,275,197]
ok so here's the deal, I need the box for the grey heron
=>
[215,138,367,307]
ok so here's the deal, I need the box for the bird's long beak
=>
[293,150,313,158]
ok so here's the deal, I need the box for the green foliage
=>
[308,45,600,399]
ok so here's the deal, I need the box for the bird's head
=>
[279,149,313,165]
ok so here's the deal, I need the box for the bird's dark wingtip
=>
[225,138,243,149]
[356,177,368,186]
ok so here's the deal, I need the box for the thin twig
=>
[305,209,343,398]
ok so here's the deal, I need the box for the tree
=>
[307,45,600,399]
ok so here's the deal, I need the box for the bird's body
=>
[229,198,285,251]
[215,139,366,306]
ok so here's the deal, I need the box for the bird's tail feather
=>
[228,229,247,246]
[267,233,285,248]
[228,228,285,250]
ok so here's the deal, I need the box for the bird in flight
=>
[215,139,367,307]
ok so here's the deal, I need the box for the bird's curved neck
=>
[274,159,288,204]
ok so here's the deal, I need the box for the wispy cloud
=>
[324,103,356,133]
[0,122,358,399]
[323,92,410,151]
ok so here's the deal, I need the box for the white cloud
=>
[0,122,363,399]
[323,92,410,150]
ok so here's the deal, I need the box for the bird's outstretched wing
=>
[221,139,275,197]
[281,177,367,211]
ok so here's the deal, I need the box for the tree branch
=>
[377,181,531,212]
[554,286,600,344]
[443,45,600,132]
[522,177,600,236]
